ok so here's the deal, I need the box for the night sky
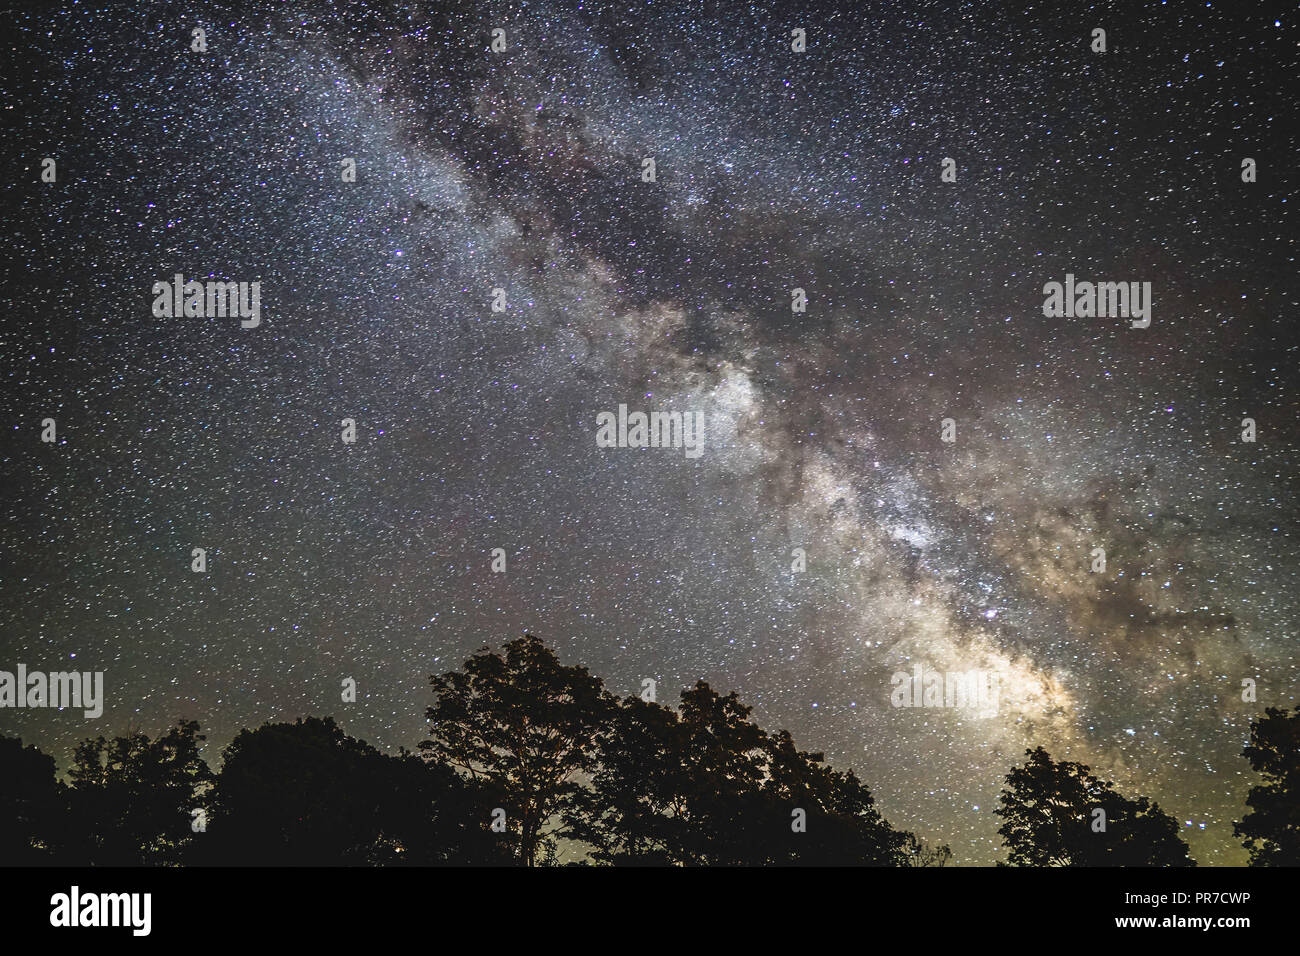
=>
[2,0,1297,864]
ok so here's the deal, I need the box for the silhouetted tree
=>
[901,834,953,867]
[670,681,770,864]
[2,640,1082,867]
[1234,705,1300,866]
[421,634,613,866]
[571,694,695,864]
[576,683,917,865]
[64,720,212,865]
[757,729,913,865]
[375,742,510,865]
[204,716,503,865]
[0,735,64,864]
[996,747,1194,866]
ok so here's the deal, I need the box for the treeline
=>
[2,635,1296,866]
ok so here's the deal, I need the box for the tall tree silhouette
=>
[673,681,770,864]
[996,747,1194,866]
[206,716,503,865]
[570,694,690,864]
[421,634,613,866]
[1234,704,1300,866]
[576,683,919,865]
[64,720,212,865]
[758,729,914,865]
[0,735,63,864]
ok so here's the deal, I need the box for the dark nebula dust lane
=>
[2,1,1297,864]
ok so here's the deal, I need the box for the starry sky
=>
[2,0,1297,864]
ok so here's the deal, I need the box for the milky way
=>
[2,0,1297,863]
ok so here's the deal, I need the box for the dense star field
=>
[1,0,1296,864]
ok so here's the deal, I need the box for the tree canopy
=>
[995,746,1194,867]
[4,635,1285,867]
[1234,705,1300,866]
